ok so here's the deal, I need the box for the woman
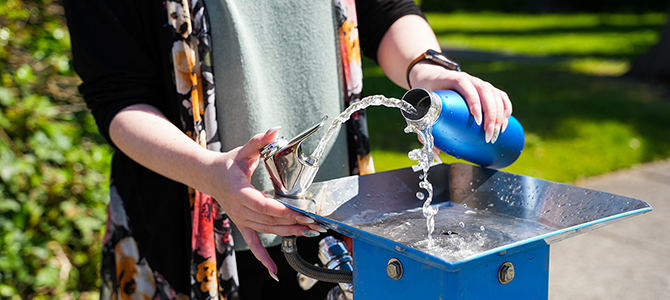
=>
[64,0,511,299]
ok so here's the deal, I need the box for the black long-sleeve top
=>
[64,0,423,294]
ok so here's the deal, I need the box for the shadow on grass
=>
[429,16,665,62]
[431,23,663,38]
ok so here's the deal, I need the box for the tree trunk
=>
[626,5,670,83]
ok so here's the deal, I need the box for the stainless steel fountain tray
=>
[273,163,652,267]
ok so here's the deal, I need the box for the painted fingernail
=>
[302,230,320,237]
[295,215,315,224]
[265,126,281,135]
[485,128,493,143]
[310,224,328,233]
[473,104,483,126]
[491,127,500,144]
[269,270,280,282]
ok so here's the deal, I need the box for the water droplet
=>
[416,192,425,200]
[462,203,468,208]
[480,226,485,231]
[459,222,465,228]
[366,194,372,198]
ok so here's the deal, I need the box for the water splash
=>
[353,203,556,262]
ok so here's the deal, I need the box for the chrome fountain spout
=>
[261,117,327,197]
[264,117,354,287]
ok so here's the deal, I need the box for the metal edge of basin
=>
[271,163,652,271]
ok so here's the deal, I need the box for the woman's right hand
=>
[201,127,326,278]
[110,104,324,279]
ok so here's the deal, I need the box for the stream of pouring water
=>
[405,112,440,243]
[311,95,415,160]
[309,95,440,241]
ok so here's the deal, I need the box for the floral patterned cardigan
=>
[63,0,423,299]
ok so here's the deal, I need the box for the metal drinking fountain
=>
[268,163,651,299]
[261,108,652,300]
[261,117,326,197]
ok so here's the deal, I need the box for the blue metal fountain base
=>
[353,238,548,299]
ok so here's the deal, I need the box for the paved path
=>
[549,159,670,300]
[444,47,670,299]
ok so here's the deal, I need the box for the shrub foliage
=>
[0,0,111,298]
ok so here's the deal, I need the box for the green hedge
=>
[0,0,111,298]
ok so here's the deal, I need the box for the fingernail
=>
[472,103,482,126]
[295,215,315,224]
[474,113,482,126]
[310,224,328,233]
[265,126,281,135]
[485,128,493,143]
[302,230,320,237]
[269,270,279,282]
[491,127,499,144]
[502,120,509,133]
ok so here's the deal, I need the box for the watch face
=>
[427,49,443,58]
[425,50,460,71]
[433,53,447,61]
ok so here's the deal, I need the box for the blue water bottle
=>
[401,88,524,169]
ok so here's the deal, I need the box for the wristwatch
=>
[406,49,461,88]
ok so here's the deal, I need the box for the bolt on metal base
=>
[498,262,515,284]
[387,258,404,280]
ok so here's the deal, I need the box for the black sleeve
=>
[63,0,173,148]
[356,0,425,63]
[64,2,193,293]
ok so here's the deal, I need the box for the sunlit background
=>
[1,0,668,298]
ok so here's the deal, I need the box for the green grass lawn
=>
[363,12,670,183]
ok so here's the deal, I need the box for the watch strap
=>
[406,49,461,88]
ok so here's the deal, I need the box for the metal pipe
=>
[281,236,353,284]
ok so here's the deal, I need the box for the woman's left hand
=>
[408,62,513,144]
